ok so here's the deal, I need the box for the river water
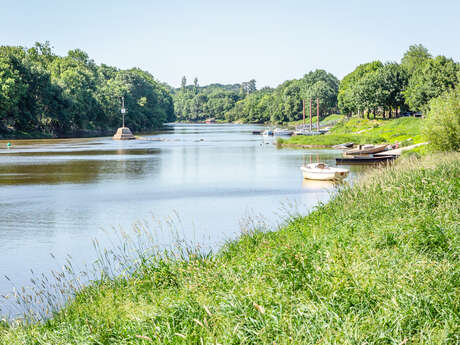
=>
[0,124,364,313]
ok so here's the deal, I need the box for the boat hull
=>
[344,144,388,155]
[336,155,396,165]
[300,167,349,181]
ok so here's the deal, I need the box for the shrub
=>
[424,86,460,151]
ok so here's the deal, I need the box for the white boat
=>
[274,128,293,136]
[300,163,349,181]
[293,130,322,136]
[262,129,274,136]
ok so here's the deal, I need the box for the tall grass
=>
[1,153,459,344]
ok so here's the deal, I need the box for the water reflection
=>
[0,157,158,185]
[301,179,338,191]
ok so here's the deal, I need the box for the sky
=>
[1,0,459,88]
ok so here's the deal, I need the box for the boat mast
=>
[302,99,305,126]
[316,98,319,131]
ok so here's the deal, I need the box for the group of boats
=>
[261,125,327,137]
[336,144,396,164]
[254,126,397,182]
[299,143,398,182]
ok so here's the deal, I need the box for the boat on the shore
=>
[332,142,354,149]
[344,144,388,155]
[336,155,396,165]
[274,128,293,136]
[300,163,349,181]
[293,130,322,136]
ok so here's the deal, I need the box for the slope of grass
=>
[281,116,425,147]
[285,114,345,127]
[1,153,459,344]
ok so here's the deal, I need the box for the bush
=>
[424,86,460,151]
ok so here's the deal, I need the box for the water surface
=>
[0,124,364,305]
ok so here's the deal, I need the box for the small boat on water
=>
[300,163,349,181]
[274,128,293,136]
[344,144,388,155]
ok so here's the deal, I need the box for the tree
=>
[375,63,408,117]
[247,79,256,94]
[401,44,431,75]
[0,43,173,137]
[424,86,460,151]
[404,56,459,111]
[338,61,383,116]
[181,76,186,90]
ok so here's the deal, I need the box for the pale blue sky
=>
[1,0,459,88]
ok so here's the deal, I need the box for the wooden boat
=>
[332,142,354,149]
[300,163,349,181]
[336,155,396,165]
[344,144,388,155]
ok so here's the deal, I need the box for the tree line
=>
[0,42,174,138]
[173,44,458,123]
[339,44,459,118]
[173,70,339,123]
[1,43,458,137]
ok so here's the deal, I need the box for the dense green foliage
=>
[338,45,459,117]
[404,55,459,111]
[173,79,245,121]
[401,44,431,75]
[1,153,459,344]
[173,70,339,123]
[424,85,460,151]
[0,42,174,138]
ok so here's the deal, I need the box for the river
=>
[0,124,364,315]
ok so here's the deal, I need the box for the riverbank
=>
[278,116,425,149]
[1,152,458,344]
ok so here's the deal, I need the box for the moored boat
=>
[293,130,322,136]
[332,142,354,149]
[336,155,396,165]
[274,128,293,136]
[262,129,274,136]
[300,163,349,181]
[344,144,388,155]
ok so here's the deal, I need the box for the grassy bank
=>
[284,114,345,128]
[1,153,459,344]
[280,116,425,148]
